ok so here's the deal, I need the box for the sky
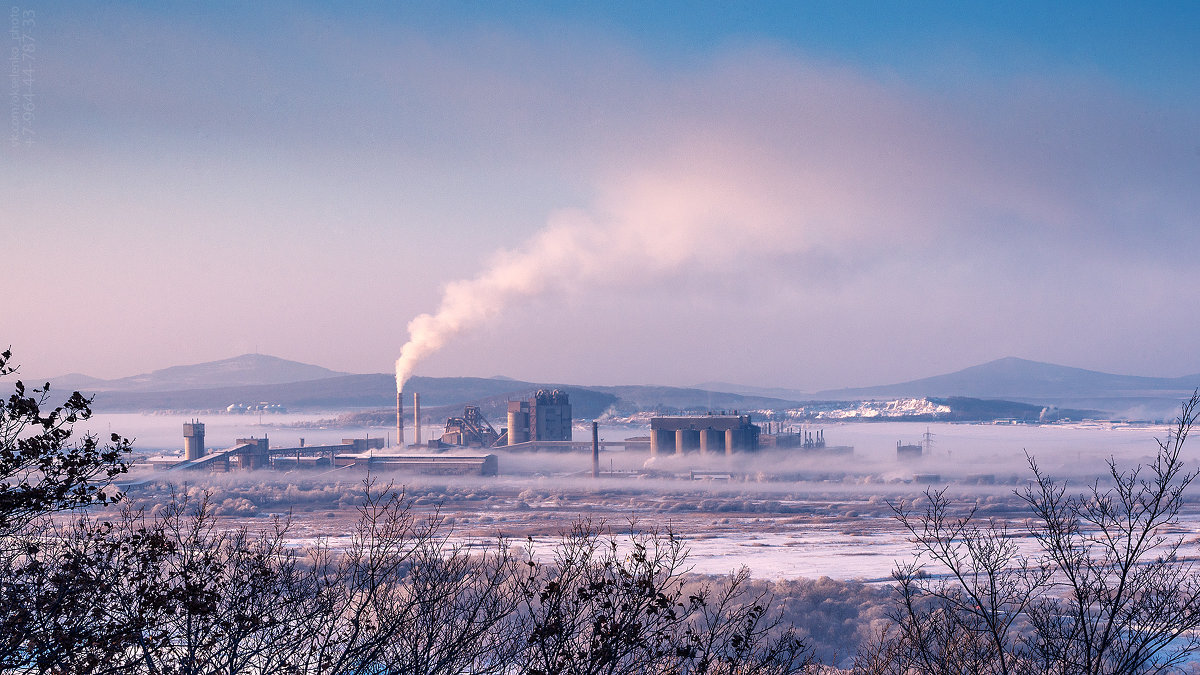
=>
[3,1,1199,391]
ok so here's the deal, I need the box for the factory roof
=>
[650,415,756,432]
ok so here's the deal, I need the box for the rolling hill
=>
[817,357,1200,402]
[61,357,804,415]
[44,354,349,392]
[34,353,1200,420]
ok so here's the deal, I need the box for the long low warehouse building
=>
[333,453,499,476]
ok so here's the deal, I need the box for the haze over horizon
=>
[5,2,1198,391]
[33,352,1200,396]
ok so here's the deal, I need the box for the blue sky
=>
[4,2,1199,389]
[303,1,1200,94]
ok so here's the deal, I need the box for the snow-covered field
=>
[97,413,1199,583]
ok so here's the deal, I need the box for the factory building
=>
[530,389,571,441]
[897,429,936,460]
[230,437,271,470]
[507,389,572,445]
[897,441,923,459]
[649,414,760,456]
[333,453,498,476]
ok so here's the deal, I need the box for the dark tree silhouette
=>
[0,348,131,670]
[0,348,129,536]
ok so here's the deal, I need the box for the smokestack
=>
[397,392,404,447]
[414,392,422,445]
[592,421,600,479]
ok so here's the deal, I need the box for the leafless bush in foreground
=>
[858,393,1200,675]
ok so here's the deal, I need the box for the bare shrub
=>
[518,521,817,674]
[859,393,1200,675]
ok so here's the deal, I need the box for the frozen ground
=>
[98,413,1200,583]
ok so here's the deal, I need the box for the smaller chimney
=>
[592,421,600,479]
[414,392,422,445]
[396,392,404,446]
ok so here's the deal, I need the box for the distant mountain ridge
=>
[41,354,808,414]
[36,353,1200,420]
[45,354,350,393]
[83,372,804,415]
[817,356,1200,403]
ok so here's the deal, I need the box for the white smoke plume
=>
[394,212,616,391]
[392,147,886,392]
[392,49,1193,392]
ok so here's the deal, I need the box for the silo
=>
[183,421,205,460]
[507,401,530,445]
[650,428,675,456]
[700,428,724,455]
[678,429,701,454]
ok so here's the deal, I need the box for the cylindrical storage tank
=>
[651,428,673,456]
[508,410,529,445]
[700,428,723,455]
[677,429,701,454]
[725,428,736,455]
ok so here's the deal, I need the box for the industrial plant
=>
[154,388,860,480]
[897,430,934,460]
[154,389,573,476]
[155,408,497,476]
[758,428,854,455]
